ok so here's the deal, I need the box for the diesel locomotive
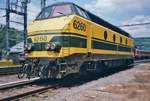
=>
[19,2,135,79]
[134,49,150,60]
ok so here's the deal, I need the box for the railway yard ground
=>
[0,63,150,101]
[0,74,26,84]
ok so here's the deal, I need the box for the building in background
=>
[9,42,24,64]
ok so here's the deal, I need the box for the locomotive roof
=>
[46,2,132,38]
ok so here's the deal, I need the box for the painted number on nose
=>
[34,35,47,42]
[73,20,86,31]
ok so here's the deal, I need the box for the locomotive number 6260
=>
[33,35,48,42]
[73,20,86,31]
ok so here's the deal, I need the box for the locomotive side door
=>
[87,22,92,54]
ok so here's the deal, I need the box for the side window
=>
[113,34,116,43]
[104,31,107,40]
[75,6,83,16]
[27,38,32,43]
[75,6,88,19]
[126,38,128,45]
[81,10,88,19]
[120,37,122,44]
[36,6,52,20]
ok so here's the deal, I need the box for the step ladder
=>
[62,47,70,57]
[87,62,97,71]
[59,62,67,73]
[62,36,70,57]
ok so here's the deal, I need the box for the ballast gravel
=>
[25,63,150,101]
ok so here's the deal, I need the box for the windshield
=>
[36,4,72,20]
[36,6,52,20]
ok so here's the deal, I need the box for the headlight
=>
[45,43,51,50]
[50,43,56,50]
[46,42,61,51]
[25,43,33,51]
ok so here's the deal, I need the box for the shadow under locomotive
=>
[34,62,134,88]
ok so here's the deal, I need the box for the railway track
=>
[0,59,149,76]
[0,77,40,90]
[0,77,40,101]
[130,59,150,67]
[0,78,60,101]
[0,66,20,75]
[0,84,59,101]
[0,59,149,101]
[135,59,150,63]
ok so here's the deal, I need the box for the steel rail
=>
[0,77,40,90]
[135,59,150,63]
[127,59,150,67]
[0,66,21,75]
[0,59,149,100]
[0,84,59,101]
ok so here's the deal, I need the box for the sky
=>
[0,0,150,38]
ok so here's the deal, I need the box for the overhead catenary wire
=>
[0,15,6,18]
[1,1,150,28]
[118,22,150,27]
[0,8,6,10]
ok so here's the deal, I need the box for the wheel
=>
[39,65,50,79]
[34,65,41,77]
[25,64,32,79]
[39,65,45,78]
[17,64,28,79]
[30,59,40,77]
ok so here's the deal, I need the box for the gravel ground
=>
[24,63,150,101]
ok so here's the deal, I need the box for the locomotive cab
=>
[27,3,73,57]
[36,3,74,20]
[27,2,89,58]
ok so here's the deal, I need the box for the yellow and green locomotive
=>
[23,2,134,79]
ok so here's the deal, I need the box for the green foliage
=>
[0,30,5,53]
[0,28,23,53]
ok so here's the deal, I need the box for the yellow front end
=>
[27,15,89,59]
[27,15,71,58]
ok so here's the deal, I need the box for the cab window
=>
[75,6,88,19]
[51,5,72,17]
[36,6,52,20]
[81,10,88,19]
[36,4,73,20]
